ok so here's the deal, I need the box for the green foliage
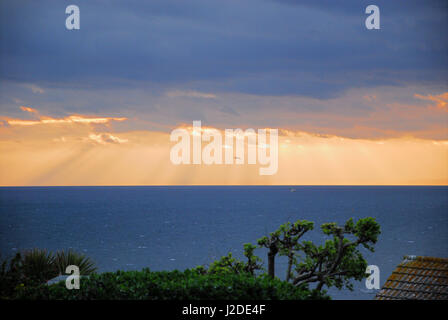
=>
[257,220,315,280]
[54,250,97,276]
[21,249,58,284]
[15,268,328,300]
[0,253,25,298]
[0,248,97,299]
[256,217,381,291]
[243,243,263,275]
[208,252,246,275]
[206,244,263,276]
[187,217,379,293]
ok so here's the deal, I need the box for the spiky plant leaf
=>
[54,250,97,276]
[22,248,58,284]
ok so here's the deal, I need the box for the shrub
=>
[0,253,24,298]
[15,268,328,300]
[21,249,58,284]
[0,248,97,299]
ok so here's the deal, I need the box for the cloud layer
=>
[0,1,447,185]
[0,111,446,186]
[1,0,447,97]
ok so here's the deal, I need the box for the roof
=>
[375,255,448,300]
[46,274,89,285]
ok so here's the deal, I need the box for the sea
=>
[0,186,447,300]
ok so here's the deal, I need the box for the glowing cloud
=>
[5,107,127,126]
[415,92,448,111]
[87,133,128,145]
[20,106,39,114]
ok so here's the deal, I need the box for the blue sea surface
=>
[0,186,447,299]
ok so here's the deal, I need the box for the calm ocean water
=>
[0,186,447,299]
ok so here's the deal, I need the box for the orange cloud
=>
[7,115,127,126]
[20,106,39,114]
[5,107,127,126]
[414,92,448,110]
[87,133,129,145]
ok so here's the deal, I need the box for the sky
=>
[0,0,447,185]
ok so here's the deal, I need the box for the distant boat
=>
[290,188,296,192]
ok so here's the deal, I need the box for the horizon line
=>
[1,184,447,188]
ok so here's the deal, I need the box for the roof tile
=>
[375,256,448,300]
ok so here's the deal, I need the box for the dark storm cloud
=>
[0,0,447,98]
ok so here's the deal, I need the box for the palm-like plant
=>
[22,249,58,283]
[54,249,97,276]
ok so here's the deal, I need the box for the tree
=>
[198,216,380,294]
[258,217,380,292]
[200,243,263,276]
[257,220,314,281]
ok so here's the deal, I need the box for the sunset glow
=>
[0,1,446,187]
[0,106,447,186]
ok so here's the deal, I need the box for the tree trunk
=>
[316,280,325,292]
[286,255,293,282]
[268,251,276,278]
